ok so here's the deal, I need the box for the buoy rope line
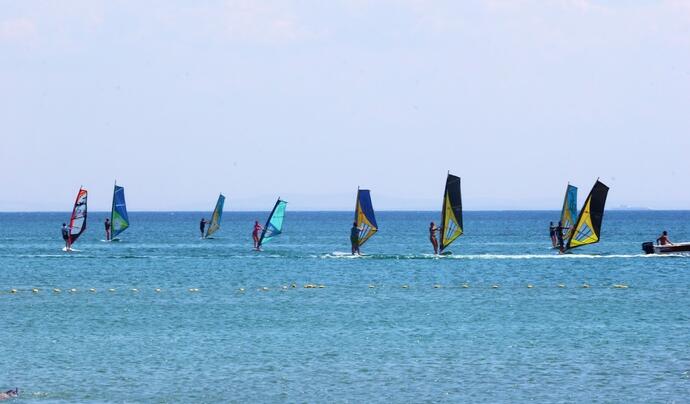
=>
[0,283,639,295]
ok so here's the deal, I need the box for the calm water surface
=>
[1,211,689,402]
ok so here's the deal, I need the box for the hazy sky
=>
[1,0,689,211]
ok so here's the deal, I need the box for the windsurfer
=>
[351,221,361,255]
[549,221,557,247]
[199,218,208,238]
[555,221,565,250]
[429,222,441,254]
[104,218,111,241]
[657,231,673,246]
[253,220,263,250]
[61,223,70,250]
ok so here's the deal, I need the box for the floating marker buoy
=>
[53,288,61,293]
[613,284,628,289]
[462,284,469,288]
[32,288,39,293]
[368,284,375,288]
[433,284,441,289]
[281,285,288,290]
[238,288,245,292]
[402,285,409,289]
[261,287,269,291]
[527,284,534,288]
[188,288,199,292]
[10,289,17,294]
[154,288,161,293]
[491,284,499,289]
[318,285,325,288]
[131,288,139,292]
[558,284,565,288]
[69,288,77,293]
[582,283,590,288]
[304,284,316,289]
[89,288,96,293]
[108,288,116,292]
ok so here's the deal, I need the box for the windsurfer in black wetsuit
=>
[61,223,70,250]
[555,221,565,251]
[549,221,557,247]
[104,218,111,241]
[199,218,208,238]
[429,221,441,254]
[350,221,361,255]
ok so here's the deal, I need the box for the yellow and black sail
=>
[440,174,463,253]
[565,180,609,251]
[354,188,378,246]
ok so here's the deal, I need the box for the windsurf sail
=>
[560,184,578,240]
[204,194,225,238]
[564,180,609,251]
[354,188,378,246]
[110,182,130,239]
[440,173,463,253]
[258,198,288,248]
[68,187,88,245]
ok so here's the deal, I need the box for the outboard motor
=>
[641,242,655,254]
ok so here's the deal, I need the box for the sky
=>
[1,0,689,211]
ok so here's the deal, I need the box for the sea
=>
[1,211,689,403]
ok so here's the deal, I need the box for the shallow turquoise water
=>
[1,211,689,402]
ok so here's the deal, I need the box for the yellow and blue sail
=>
[565,180,609,251]
[560,184,578,240]
[355,189,378,246]
[205,194,225,238]
[258,198,287,247]
[111,184,129,239]
[440,174,463,252]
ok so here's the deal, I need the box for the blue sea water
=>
[1,211,689,403]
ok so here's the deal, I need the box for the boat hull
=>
[642,241,690,254]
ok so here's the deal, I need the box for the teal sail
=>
[111,183,130,239]
[560,184,578,241]
[205,194,225,238]
[258,198,287,248]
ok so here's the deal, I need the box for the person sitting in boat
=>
[555,221,565,250]
[199,218,208,238]
[104,218,111,241]
[429,222,441,254]
[61,223,70,250]
[0,387,18,400]
[657,231,673,246]
[350,221,361,255]
[549,221,557,247]
[253,220,263,250]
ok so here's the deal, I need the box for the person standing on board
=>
[657,231,673,246]
[555,221,565,250]
[350,221,361,255]
[549,221,558,247]
[199,218,208,238]
[252,220,263,250]
[61,223,70,250]
[104,218,111,241]
[429,222,441,254]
